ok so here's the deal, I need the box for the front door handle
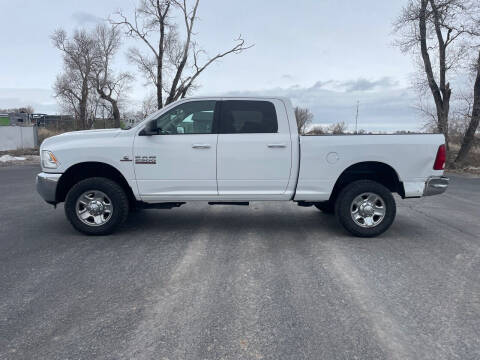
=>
[267,143,287,148]
[192,144,211,149]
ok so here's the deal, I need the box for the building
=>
[0,112,32,126]
[0,113,9,125]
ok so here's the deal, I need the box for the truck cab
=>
[134,98,298,201]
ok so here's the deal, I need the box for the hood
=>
[41,128,122,149]
[57,128,122,137]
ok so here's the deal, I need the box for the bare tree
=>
[111,0,252,109]
[52,29,98,129]
[92,24,132,128]
[395,0,480,162]
[456,50,480,162]
[54,70,82,121]
[0,106,34,113]
[294,106,313,134]
[19,106,35,114]
[307,126,325,135]
[87,92,104,129]
[305,122,347,135]
[394,0,478,150]
[329,122,347,134]
[140,92,159,118]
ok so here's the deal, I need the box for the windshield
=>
[121,107,166,131]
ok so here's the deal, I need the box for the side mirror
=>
[139,121,159,136]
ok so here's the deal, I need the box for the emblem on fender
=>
[135,155,156,164]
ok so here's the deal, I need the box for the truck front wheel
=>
[64,177,129,235]
[335,180,396,237]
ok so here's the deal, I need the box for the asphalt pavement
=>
[1,165,479,360]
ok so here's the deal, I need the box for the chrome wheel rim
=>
[76,190,113,226]
[350,192,386,228]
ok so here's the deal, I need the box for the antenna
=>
[355,100,359,134]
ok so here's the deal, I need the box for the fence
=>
[0,126,38,151]
[36,115,118,131]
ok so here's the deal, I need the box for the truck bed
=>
[294,134,445,201]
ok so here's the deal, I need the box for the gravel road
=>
[1,165,479,359]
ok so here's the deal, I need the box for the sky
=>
[0,0,425,131]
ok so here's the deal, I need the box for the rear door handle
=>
[267,143,287,148]
[192,144,211,149]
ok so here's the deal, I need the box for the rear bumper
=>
[423,176,449,196]
[36,172,62,204]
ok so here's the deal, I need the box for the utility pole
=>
[355,100,359,134]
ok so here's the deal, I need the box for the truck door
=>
[133,100,218,200]
[216,99,292,197]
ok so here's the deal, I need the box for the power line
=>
[355,100,359,134]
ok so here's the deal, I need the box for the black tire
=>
[314,201,335,214]
[334,180,396,238]
[64,177,129,235]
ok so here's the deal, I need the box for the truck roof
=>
[183,96,291,102]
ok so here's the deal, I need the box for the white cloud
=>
[0,89,58,114]
[0,78,423,132]
[222,79,421,132]
[337,77,399,92]
[71,11,103,25]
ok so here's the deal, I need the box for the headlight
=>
[42,150,60,169]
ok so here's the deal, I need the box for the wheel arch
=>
[56,162,136,206]
[329,161,404,203]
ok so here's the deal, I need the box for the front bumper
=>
[36,172,62,204]
[423,176,449,196]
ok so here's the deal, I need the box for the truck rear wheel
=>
[64,177,129,235]
[334,180,396,237]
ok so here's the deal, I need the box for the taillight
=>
[433,144,446,170]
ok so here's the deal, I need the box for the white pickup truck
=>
[37,97,448,237]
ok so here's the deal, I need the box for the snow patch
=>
[0,155,26,163]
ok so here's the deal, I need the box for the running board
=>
[208,202,250,206]
[296,201,314,207]
[139,202,185,209]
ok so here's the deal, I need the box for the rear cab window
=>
[219,100,278,134]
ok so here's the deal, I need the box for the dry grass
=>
[38,128,65,145]
[447,142,480,175]
[0,148,39,156]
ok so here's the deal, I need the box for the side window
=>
[153,100,216,134]
[220,100,278,134]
